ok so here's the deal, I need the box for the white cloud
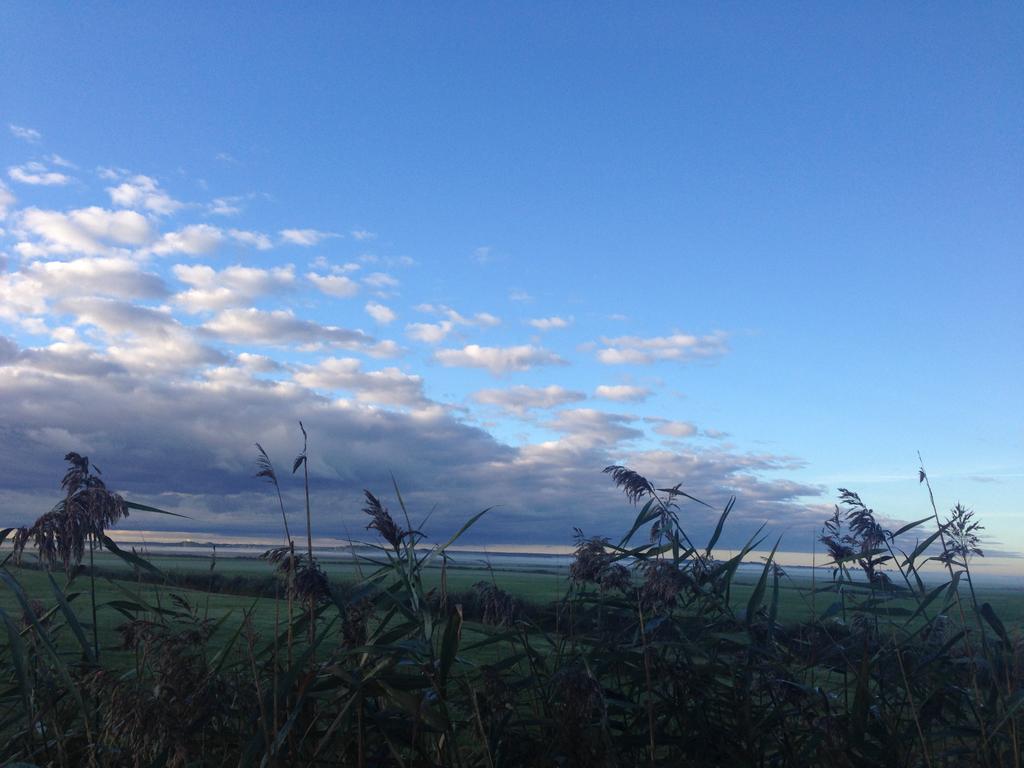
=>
[434,344,565,375]
[545,408,643,449]
[472,245,494,263]
[150,224,224,256]
[596,331,729,365]
[9,125,41,142]
[363,272,399,289]
[109,334,225,372]
[596,348,646,365]
[364,339,403,359]
[0,150,828,548]
[406,320,455,344]
[595,384,650,402]
[106,175,182,214]
[473,384,585,414]
[293,357,427,407]
[472,311,500,326]
[173,264,295,312]
[60,296,176,338]
[227,229,273,250]
[365,302,396,324]
[0,181,15,219]
[47,154,75,169]
[209,198,240,216]
[97,166,131,180]
[0,273,48,321]
[235,352,282,373]
[509,290,532,302]
[405,304,500,343]
[23,257,167,301]
[351,229,376,240]
[307,272,359,298]
[645,418,699,438]
[15,206,153,257]
[280,228,338,246]
[56,297,224,372]
[203,307,372,349]
[311,257,360,273]
[207,194,258,216]
[8,161,73,186]
[7,341,125,379]
[528,315,572,331]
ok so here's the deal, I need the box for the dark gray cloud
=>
[0,335,16,363]
[0,337,825,549]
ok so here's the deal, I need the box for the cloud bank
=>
[0,156,825,549]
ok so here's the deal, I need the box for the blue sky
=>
[1,3,1021,558]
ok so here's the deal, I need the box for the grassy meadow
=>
[2,452,1023,767]
[5,550,1024,665]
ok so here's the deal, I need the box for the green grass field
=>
[3,550,1023,669]
[3,548,1023,765]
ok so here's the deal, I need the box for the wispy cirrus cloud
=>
[9,124,41,143]
[280,228,339,246]
[209,197,242,216]
[363,272,399,290]
[207,192,264,216]
[227,229,273,250]
[47,154,76,169]
[416,304,500,327]
[471,245,493,263]
[8,161,74,186]
[0,181,17,219]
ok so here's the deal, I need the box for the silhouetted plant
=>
[11,452,127,575]
[0,451,1020,767]
[939,502,985,567]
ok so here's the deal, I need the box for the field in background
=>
[4,454,1023,766]
[4,550,1023,666]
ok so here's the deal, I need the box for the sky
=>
[0,3,1021,559]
